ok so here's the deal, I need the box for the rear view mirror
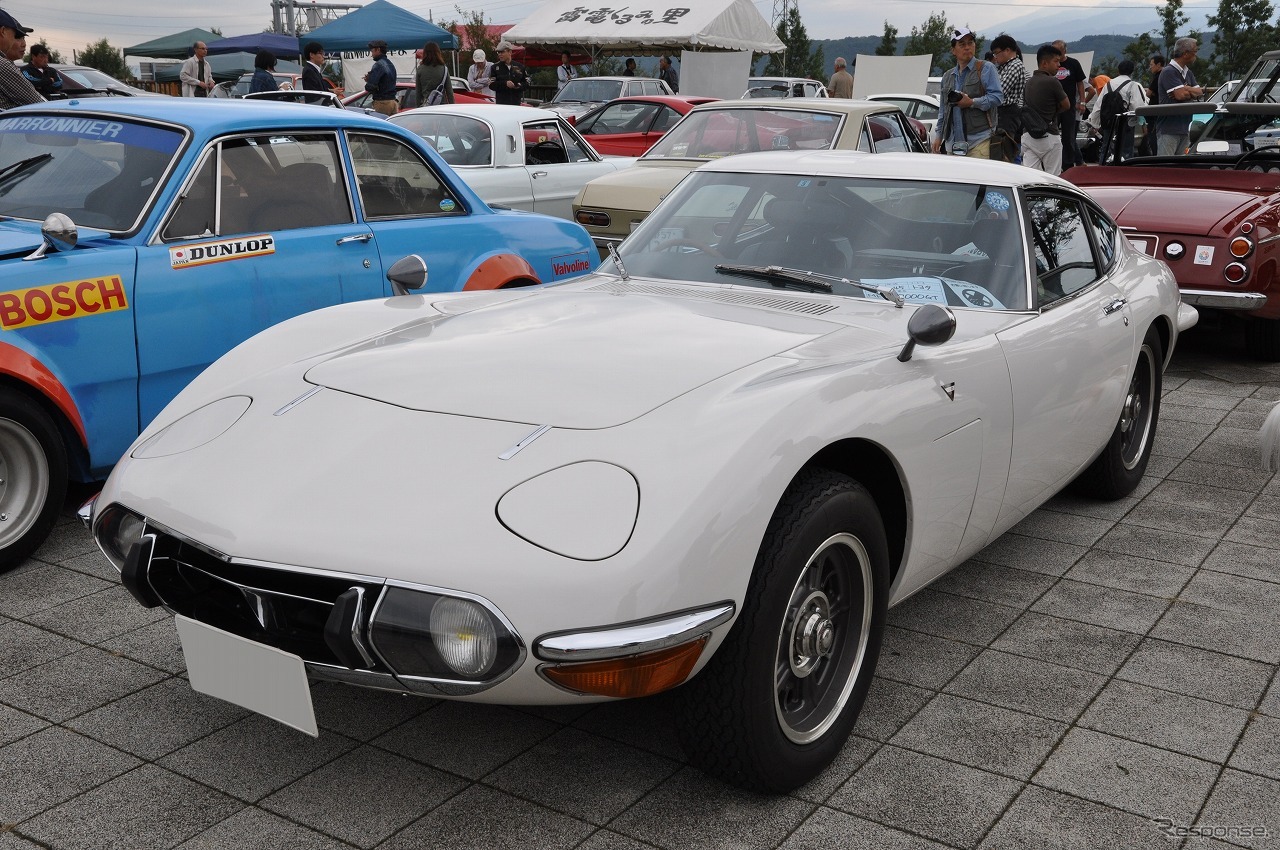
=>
[1196,140,1230,153]
[387,254,428,295]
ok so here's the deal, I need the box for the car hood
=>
[576,160,692,210]
[1084,185,1264,236]
[303,283,843,428]
[0,225,44,259]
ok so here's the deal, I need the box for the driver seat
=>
[736,197,848,277]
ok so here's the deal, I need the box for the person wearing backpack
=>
[1022,44,1071,174]
[415,41,454,108]
[1088,59,1147,163]
[932,27,1003,158]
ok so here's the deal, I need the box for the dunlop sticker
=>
[0,276,128,330]
[170,234,276,269]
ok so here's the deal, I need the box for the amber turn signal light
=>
[575,210,611,227]
[1230,237,1254,258]
[540,637,708,698]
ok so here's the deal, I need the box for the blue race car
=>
[0,98,598,570]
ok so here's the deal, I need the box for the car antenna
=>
[606,242,630,280]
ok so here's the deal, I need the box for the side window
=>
[643,80,663,96]
[349,132,464,218]
[865,114,913,153]
[1028,194,1099,305]
[652,106,682,132]
[523,121,591,164]
[163,150,216,240]
[1088,205,1119,271]
[399,88,417,110]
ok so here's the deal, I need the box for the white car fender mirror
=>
[897,303,957,362]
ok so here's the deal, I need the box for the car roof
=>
[701,149,1076,189]
[3,97,400,135]
[688,98,899,118]
[397,104,561,122]
[593,95,714,108]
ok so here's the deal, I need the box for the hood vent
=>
[587,280,840,316]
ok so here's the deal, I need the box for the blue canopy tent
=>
[206,33,303,59]
[304,0,458,52]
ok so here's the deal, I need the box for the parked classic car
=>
[573,99,927,253]
[0,98,596,571]
[574,95,717,156]
[340,77,494,112]
[1065,50,1280,360]
[742,76,829,99]
[866,92,939,140]
[88,150,1193,793]
[390,105,636,220]
[541,76,674,121]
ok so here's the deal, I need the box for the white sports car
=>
[390,104,636,221]
[87,151,1195,793]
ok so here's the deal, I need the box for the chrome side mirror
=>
[387,254,428,295]
[24,212,78,261]
[897,303,957,362]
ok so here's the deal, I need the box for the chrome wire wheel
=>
[774,531,874,744]
[1118,340,1157,470]
[0,417,51,551]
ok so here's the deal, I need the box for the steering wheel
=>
[657,238,723,257]
[1234,145,1280,170]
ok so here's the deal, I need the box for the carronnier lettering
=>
[0,276,129,330]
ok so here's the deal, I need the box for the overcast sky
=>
[3,0,1219,60]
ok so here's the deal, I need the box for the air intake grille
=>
[587,280,840,316]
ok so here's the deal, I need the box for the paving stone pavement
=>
[1,320,1278,850]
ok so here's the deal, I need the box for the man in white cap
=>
[932,26,1002,158]
[467,48,492,93]
[0,8,41,109]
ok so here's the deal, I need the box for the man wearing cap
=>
[0,9,41,109]
[180,41,214,98]
[489,42,527,106]
[466,48,492,93]
[365,39,398,116]
[933,27,1002,158]
[301,41,327,103]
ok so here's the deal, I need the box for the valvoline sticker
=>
[551,250,592,278]
[0,276,128,330]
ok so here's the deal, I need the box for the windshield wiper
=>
[715,263,905,307]
[0,153,53,194]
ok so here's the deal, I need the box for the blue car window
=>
[163,150,216,240]
[215,134,351,236]
[348,132,463,219]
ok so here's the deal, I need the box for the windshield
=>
[645,107,843,160]
[551,79,623,104]
[0,115,184,232]
[608,170,1030,311]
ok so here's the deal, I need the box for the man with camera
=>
[932,28,1003,158]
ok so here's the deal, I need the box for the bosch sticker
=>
[439,199,456,212]
[551,250,592,277]
[170,235,276,269]
[0,277,128,330]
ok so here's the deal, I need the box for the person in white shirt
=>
[556,52,577,92]
[1088,58,1148,162]
[466,49,492,93]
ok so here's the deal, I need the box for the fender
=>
[0,340,87,446]
[463,252,540,291]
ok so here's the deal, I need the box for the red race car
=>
[574,95,717,156]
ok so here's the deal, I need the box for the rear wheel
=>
[675,469,889,792]
[1073,327,1162,500]
[0,391,67,573]
[1246,317,1280,362]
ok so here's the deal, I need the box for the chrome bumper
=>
[535,602,736,662]
[1180,289,1268,311]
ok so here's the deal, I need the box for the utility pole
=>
[771,0,795,70]
[271,0,362,36]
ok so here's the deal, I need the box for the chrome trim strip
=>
[499,424,552,460]
[1180,289,1268,310]
[348,586,377,668]
[274,385,324,416]
[535,602,737,662]
[77,495,96,529]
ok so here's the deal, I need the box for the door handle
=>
[1103,298,1127,315]
[336,233,373,245]
[531,171,548,178]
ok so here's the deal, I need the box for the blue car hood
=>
[0,224,44,258]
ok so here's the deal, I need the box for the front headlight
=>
[369,585,522,682]
[430,597,498,676]
[92,503,146,572]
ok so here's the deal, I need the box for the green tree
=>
[1156,0,1189,55]
[76,39,130,81]
[875,21,899,56]
[764,6,823,79]
[590,55,623,76]
[1123,32,1160,66]
[904,12,951,75]
[447,6,497,59]
[1207,0,1276,80]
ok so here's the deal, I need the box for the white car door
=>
[522,118,617,219]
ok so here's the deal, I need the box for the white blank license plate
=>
[176,614,318,736]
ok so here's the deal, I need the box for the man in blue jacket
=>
[365,39,398,116]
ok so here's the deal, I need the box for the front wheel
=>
[675,470,889,792]
[1073,327,1162,500]
[0,391,67,574]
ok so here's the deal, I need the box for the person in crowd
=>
[180,41,214,97]
[658,55,679,92]
[1089,58,1147,162]
[301,41,327,101]
[490,41,528,106]
[1137,53,1166,156]
[365,38,398,116]
[467,49,492,92]
[622,58,638,76]
[1022,44,1071,174]
[20,43,60,97]
[1156,37,1204,155]
[827,57,853,98]
[1051,40,1086,167]
[556,51,577,92]
[0,8,39,109]
[990,34,1026,162]
[415,41,453,106]
[933,27,1002,158]
[249,50,278,93]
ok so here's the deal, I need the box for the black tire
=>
[675,469,889,792]
[1073,327,1163,500]
[0,391,67,574]
[1246,318,1280,362]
